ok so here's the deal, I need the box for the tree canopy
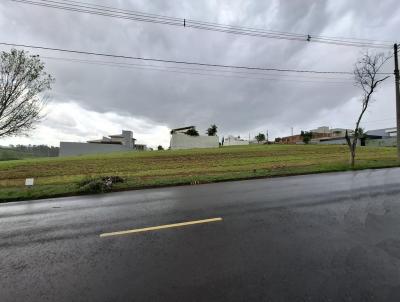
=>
[185,128,199,136]
[206,124,218,136]
[0,49,54,138]
[255,133,265,143]
[300,131,313,144]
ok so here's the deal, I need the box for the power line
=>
[2,42,393,76]
[36,0,396,47]
[10,0,394,49]
[42,0,397,45]
[38,55,355,80]
[39,55,356,84]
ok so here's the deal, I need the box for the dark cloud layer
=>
[1,0,399,143]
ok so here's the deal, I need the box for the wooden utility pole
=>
[395,43,400,161]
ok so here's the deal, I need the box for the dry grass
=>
[0,144,397,202]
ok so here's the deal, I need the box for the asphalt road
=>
[2,168,400,301]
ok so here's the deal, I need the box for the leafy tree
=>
[0,49,54,138]
[300,131,313,144]
[356,127,365,138]
[157,145,164,150]
[345,52,390,168]
[255,133,265,143]
[206,124,218,136]
[185,128,199,136]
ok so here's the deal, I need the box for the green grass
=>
[0,144,398,202]
[0,148,37,161]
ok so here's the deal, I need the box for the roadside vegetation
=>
[0,147,35,161]
[0,144,398,202]
[0,145,59,161]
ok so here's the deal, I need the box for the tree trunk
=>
[350,148,355,169]
[345,130,356,169]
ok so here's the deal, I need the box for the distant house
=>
[316,136,359,145]
[59,130,147,156]
[365,127,397,147]
[223,135,249,146]
[366,127,397,138]
[281,132,334,144]
[314,127,399,146]
[170,126,196,135]
[170,126,219,150]
[87,131,135,148]
[280,126,354,144]
[280,134,305,144]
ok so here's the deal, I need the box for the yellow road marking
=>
[99,217,223,238]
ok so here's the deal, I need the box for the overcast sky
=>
[1,0,399,148]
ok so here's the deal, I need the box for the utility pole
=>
[266,130,269,142]
[395,43,400,161]
[291,127,293,136]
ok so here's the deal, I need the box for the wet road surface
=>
[1,168,400,301]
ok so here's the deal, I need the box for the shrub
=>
[78,179,107,193]
[101,175,124,184]
[78,176,124,194]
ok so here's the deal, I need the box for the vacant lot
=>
[0,144,398,202]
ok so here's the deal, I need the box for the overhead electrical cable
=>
[39,55,357,84]
[3,42,393,76]
[35,0,396,44]
[10,0,394,49]
[39,55,355,80]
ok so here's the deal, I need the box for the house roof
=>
[109,134,124,138]
[89,141,122,145]
[365,127,396,137]
[318,136,347,142]
[171,126,195,132]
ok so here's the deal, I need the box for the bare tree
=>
[345,52,390,168]
[0,49,54,138]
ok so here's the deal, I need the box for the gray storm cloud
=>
[0,0,399,142]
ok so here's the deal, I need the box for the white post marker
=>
[25,178,34,187]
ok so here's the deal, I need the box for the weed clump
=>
[77,176,124,193]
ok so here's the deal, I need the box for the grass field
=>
[0,144,398,202]
[0,148,37,161]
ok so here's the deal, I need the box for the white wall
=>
[366,137,397,147]
[59,142,133,156]
[224,139,249,146]
[170,134,219,150]
[316,138,360,146]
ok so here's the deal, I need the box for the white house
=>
[364,127,398,147]
[170,126,219,150]
[223,135,249,146]
[59,130,147,156]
